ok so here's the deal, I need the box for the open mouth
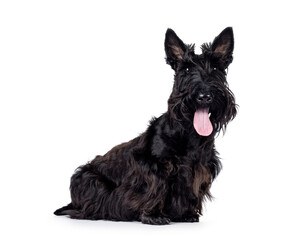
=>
[193,108,213,136]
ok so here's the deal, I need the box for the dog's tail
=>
[54,203,74,216]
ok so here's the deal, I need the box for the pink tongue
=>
[193,108,213,136]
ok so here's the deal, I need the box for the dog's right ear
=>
[165,29,187,70]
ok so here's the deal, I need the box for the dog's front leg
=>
[139,176,170,225]
[122,165,170,225]
[164,164,201,223]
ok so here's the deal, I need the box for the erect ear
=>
[165,29,187,70]
[211,27,234,69]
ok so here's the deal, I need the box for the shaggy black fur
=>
[54,27,237,225]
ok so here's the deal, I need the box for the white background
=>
[1,0,300,239]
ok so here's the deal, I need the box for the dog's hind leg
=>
[66,163,119,220]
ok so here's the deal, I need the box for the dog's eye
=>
[185,67,190,74]
[213,67,217,71]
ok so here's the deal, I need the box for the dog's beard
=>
[193,108,213,136]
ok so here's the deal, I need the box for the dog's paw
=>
[141,214,171,225]
[173,214,199,223]
[184,215,199,223]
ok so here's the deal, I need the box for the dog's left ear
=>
[165,29,187,70]
[211,27,234,69]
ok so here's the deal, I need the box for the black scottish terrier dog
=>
[54,27,236,225]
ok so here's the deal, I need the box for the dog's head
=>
[165,27,237,136]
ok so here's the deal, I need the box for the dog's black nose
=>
[197,93,213,104]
